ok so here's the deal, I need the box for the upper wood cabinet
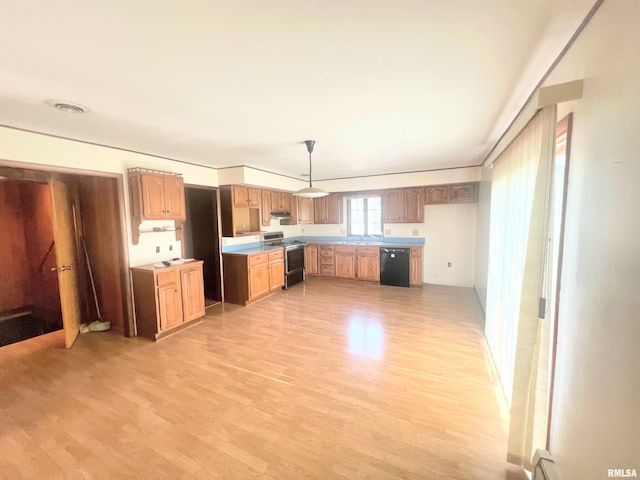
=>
[220,186,261,237]
[128,169,186,244]
[130,170,186,221]
[297,197,314,224]
[270,191,292,213]
[425,185,449,205]
[314,194,341,224]
[425,183,478,205]
[383,187,424,223]
[449,183,477,204]
[261,189,272,226]
[233,185,261,208]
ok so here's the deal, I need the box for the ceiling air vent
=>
[45,99,90,114]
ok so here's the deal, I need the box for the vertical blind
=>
[484,105,557,468]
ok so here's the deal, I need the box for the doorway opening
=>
[0,164,131,349]
[183,186,223,307]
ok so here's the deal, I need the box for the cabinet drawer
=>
[320,256,334,265]
[411,247,422,257]
[319,264,335,276]
[156,270,178,287]
[319,250,334,258]
[249,253,269,266]
[335,245,356,254]
[268,249,284,261]
[356,246,379,255]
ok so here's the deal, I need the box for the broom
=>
[80,238,111,333]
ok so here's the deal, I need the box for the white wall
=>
[541,1,640,477]
[473,166,492,312]
[0,127,218,266]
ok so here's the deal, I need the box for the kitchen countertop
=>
[222,245,284,255]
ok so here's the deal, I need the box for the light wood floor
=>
[0,278,526,479]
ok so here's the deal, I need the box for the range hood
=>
[271,211,292,219]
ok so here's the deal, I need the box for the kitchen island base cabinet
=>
[223,249,284,305]
[131,261,205,341]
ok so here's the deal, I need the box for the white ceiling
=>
[0,0,594,180]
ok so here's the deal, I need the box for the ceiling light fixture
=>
[45,99,90,114]
[293,140,329,198]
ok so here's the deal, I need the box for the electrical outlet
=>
[155,246,160,253]
[447,262,452,267]
[169,245,173,251]
[412,229,419,236]
[301,227,305,233]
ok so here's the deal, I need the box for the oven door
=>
[285,247,305,273]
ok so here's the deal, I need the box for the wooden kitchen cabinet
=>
[383,187,424,223]
[128,169,186,244]
[220,185,261,237]
[268,250,285,290]
[425,185,449,205]
[410,247,423,286]
[356,246,380,282]
[448,183,477,203]
[313,194,341,224]
[261,189,272,226]
[335,245,356,279]
[319,245,335,276]
[233,185,260,208]
[130,261,205,340]
[297,197,314,224]
[222,248,284,305]
[305,244,319,275]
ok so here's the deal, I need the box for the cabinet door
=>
[449,183,477,204]
[270,191,281,211]
[305,245,318,274]
[261,189,272,226]
[269,260,284,290]
[383,189,404,223]
[425,185,449,205]
[357,255,380,282]
[180,266,205,322]
[297,197,314,224]
[233,186,249,207]
[164,176,186,220]
[157,284,183,332]
[335,253,355,279]
[313,196,328,224]
[280,192,292,213]
[326,194,340,224]
[410,247,423,286]
[404,187,424,223]
[249,264,270,299]
[140,174,166,218]
[247,188,261,208]
[289,195,298,224]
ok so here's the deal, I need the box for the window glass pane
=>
[349,198,365,235]
[366,196,382,235]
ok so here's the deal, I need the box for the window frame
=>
[346,195,382,237]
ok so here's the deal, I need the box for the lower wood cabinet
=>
[223,248,284,305]
[356,246,380,282]
[131,261,205,340]
[305,245,318,275]
[335,245,356,279]
[410,247,423,286]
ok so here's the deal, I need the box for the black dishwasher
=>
[380,247,410,287]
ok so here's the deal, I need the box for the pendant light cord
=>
[309,151,313,188]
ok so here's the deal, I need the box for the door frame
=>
[0,159,135,337]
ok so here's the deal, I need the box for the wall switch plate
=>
[155,246,160,253]
[412,229,419,236]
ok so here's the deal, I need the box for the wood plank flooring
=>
[0,278,526,479]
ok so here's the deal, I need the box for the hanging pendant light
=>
[293,139,329,198]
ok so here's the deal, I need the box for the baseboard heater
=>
[533,450,561,480]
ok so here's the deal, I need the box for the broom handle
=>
[82,238,102,320]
